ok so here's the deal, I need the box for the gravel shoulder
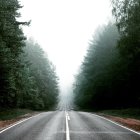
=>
[0,112,40,131]
[98,113,140,132]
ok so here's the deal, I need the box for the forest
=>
[1,0,140,112]
[0,0,59,110]
[74,0,140,110]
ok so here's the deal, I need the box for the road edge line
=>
[90,113,140,135]
[65,111,70,140]
[0,113,42,134]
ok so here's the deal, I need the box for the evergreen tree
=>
[74,23,120,109]
[0,1,58,110]
[0,0,28,108]
[112,0,140,107]
[22,39,59,110]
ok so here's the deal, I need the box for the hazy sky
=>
[20,0,112,95]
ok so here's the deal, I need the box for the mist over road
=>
[0,111,140,140]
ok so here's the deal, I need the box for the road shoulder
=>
[97,113,140,132]
[0,112,40,131]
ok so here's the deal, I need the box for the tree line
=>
[0,0,59,110]
[73,0,140,110]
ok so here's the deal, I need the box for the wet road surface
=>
[0,111,140,140]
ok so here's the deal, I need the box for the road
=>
[0,111,140,140]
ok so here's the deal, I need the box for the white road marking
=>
[91,113,140,135]
[0,113,42,134]
[65,111,70,140]
[66,112,70,121]
[67,115,70,121]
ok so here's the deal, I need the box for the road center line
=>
[67,115,70,121]
[65,111,70,140]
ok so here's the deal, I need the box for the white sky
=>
[19,0,112,95]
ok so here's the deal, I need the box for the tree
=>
[112,0,140,57]
[74,0,140,110]
[73,23,120,109]
[0,1,58,110]
[22,39,59,110]
[112,0,140,107]
[0,0,27,108]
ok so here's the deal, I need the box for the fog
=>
[20,0,111,109]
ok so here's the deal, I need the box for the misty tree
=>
[73,23,120,109]
[112,0,140,107]
[112,0,140,57]
[74,0,140,110]
[0,0,59,110]
[0,0,28,108]
[22,39,59,109]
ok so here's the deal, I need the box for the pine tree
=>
[0,0,28,108]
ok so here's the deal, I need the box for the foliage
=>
[74,23,120,109]
[98,108,140,120]
[74,0,140,110]
[0,109,33,120]
[0,0,26,108]
[112,0,140,107]
[112,0,140,57]
[21,39,59,110]
[0,0,59,110]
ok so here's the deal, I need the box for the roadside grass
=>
[78,108,140,120]
[96,108,140,120]
[0,109,33,120]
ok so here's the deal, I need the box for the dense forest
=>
[74,0,140,110]
[0,0,59,110]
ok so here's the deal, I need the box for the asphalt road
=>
[0,111,140,140]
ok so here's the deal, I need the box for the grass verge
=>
[96,108,140,120]
[0,109,33,120]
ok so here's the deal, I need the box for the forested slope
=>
[0,0,59,110]
[74,0,140,110]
